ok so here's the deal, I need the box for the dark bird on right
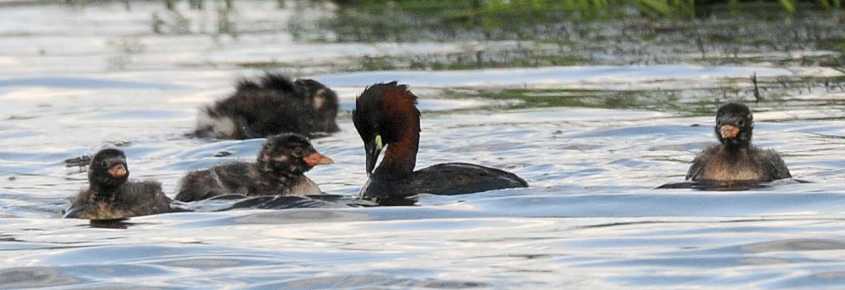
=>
[193,73,340,139]
[352,82,528,205]
[685,102,791,184]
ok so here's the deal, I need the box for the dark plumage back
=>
[195,73,340,139]
[258,73,298,92]
[65,180,173,220]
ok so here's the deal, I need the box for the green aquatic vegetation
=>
[51,0,844,73]
[282,0,845,70]
[356,49,586,71]
[446,88,696,112]
[234,60,297,69]
[325,0,838,23]
[442,76,845,116]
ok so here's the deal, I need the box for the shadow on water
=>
[656,178,812,190]
[87,219,134,229]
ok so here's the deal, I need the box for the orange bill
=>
[108,164,127,178]
[303,152,334,167]
[720,124,740,139]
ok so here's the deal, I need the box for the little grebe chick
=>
[686,102,791,184]
[194,73,340,139]
[353,82,528,204]
[175,133,334,202]
[64,149,174,220]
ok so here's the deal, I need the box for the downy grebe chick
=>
[353,82,528,204]
[175,133,334,202]
[686,102,791,184]
[64,149,174,220]
[194,73,340,139]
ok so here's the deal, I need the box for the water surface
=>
[1,1,845,289]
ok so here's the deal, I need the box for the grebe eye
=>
[738,120,745,127]
[101,160,109,168]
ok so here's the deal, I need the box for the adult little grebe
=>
[175,133,334,202]
[64,149,175,220]
[686,102,791,184]
[194,73,339,139]
[353,82,528,205]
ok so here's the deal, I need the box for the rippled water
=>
[2,1,845,289]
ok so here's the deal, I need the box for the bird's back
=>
[196,74,338,139]
[65,181,173,220]
[687,145,791,183]
[362,162,527,204]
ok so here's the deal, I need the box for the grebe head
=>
[714,102,754,149]
[352,82,420,176]
[89,148,129,195]
[257,133,334,176]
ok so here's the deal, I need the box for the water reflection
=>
[88,220,133,229]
